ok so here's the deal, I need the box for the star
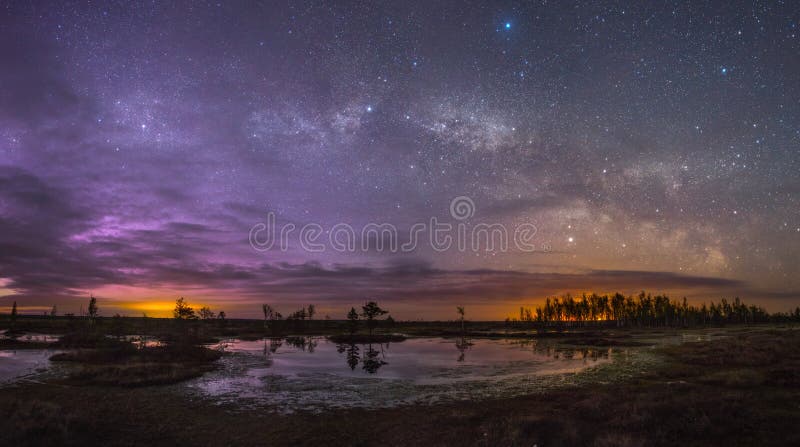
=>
[1,0,797,320]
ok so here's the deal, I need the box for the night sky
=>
[1,1,799,319]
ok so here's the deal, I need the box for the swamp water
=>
[186,337,621,412]
[2,330,738,411]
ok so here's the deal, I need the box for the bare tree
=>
[87,296,99,328]
[262,304,275,331]
[10,301,17,329]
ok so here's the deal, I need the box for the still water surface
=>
[188,336,615,411]
[0,349,58,383]
[0,333,628,411]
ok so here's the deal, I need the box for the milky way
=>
[1,1,798,318]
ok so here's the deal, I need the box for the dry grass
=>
[50,343,222,386]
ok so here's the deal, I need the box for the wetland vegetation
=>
[2,295,800,446]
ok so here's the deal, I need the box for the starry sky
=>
[1,1,799,319]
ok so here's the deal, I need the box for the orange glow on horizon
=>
[122,301,178,315]
[8,286,775,321]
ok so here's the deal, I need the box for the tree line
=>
[511,292,800,327]
[7,293,800,329]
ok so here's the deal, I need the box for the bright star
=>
[504,22,511,29]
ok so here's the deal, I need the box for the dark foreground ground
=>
[2,327,799,447]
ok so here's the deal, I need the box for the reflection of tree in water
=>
[260,338,283,367]
[455,336,473,362]
[336,343,361,371]
[362,343,387,374]
[347,344,360,370]
[284,336,317,352]
[507,339,611,361]
[509,338,539,350]
[262,338,283,358]
[337,342,387,373]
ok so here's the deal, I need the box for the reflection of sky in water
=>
[0,332,61,384]
[189,337,614,411]
[0,328,738,408]
[209,337,610,381]
[0,349,56,383]
[0,331,59,343]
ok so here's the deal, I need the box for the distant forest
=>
[4,292,800,330]
[511,293,800,327]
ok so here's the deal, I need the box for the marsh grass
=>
[50,338,222,387]
[0,399,91,447]
[61,362,218,387]
[2,328,799,446]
